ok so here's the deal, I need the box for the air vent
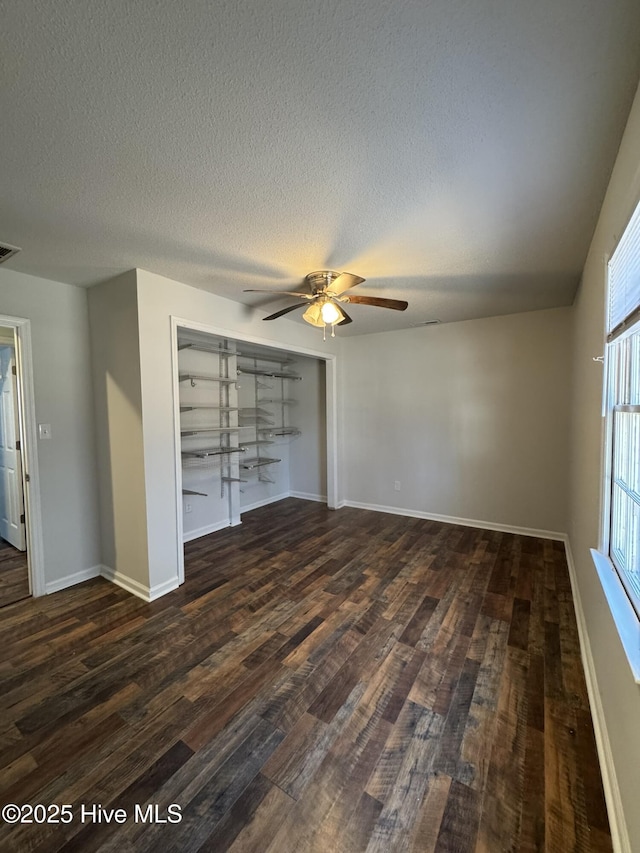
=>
[410,319,441,327]
[0,242,21,265]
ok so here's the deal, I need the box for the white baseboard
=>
[100,565,179,602]
[289,491,327,503]
[240,491,290,514]
[183,518,231,543]
[147,576,181,601]
[182,493,326,542]
[562,537,630,853]
[100,565,149,601]
[44,564,102,594]
[341,500,566,541]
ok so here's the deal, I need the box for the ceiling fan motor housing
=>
[305,270,341,295]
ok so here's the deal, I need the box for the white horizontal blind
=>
[608,199,640,336]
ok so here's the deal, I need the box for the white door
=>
[0,348,26,550]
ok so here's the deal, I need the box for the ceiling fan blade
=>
[244,289,312,299]
[262,303,307,320]
[345,295,408,311]
[337,306,353,325]
[328,272,365,295]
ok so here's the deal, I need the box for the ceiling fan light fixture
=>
[320,300,342,325]
[303,298,345,338]
[302,302,324,327]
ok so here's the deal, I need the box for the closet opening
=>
[171,322,337,582]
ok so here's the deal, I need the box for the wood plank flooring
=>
[0,537,30,609]
[0,499,611,851]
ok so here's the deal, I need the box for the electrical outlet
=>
[185,502,192,514]
[394,480,401,491]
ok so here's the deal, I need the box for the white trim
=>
[169,317,186,584]
[100,565,149,600]
[342,500,566,540]
[240,491,291,514]
[564,540,632,853]
[147,577,181,601]
[599,254,612,552]
[590,549,640,683]
[599,362,613,553]
[170,316,337,362]
[183,518,233,542]
[0,315,45,596]
[44,564,102,594]
[324,357,338,509]
[100,565,180,602]
[289,490,327,503]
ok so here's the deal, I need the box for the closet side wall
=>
[88,271,150,588]
[289,356,327,502]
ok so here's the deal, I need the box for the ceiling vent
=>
[0,242,21,265]
[410,319,441,327]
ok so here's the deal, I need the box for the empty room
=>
[1,1,640,851]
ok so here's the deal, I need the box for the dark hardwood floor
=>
[0,537,30,609]
[0,499,611,851]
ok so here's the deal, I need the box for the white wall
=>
[342,307,572,534]
[568,80,640,850]
[88,271,150,589]
[0,268,101,586]
[135,269,340,594]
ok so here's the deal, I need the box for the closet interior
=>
[176,328,327,541]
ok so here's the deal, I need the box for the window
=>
[607,333,640,616]
[603,198,640,622]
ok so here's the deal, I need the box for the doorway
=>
[0,327,29,605]
[0,316,44,604]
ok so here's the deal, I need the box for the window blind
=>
[608,198,640,341]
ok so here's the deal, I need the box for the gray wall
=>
[289,355,327,501]
[342,307,572,533]
[0,268,101,585]
[568,80,640,850]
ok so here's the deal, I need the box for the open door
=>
[0,348,26,551]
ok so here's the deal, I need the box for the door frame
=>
[170,316,340,586]
[0,346,26,551]
[0,315,45,597]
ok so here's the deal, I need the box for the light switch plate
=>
[38,423,52,439]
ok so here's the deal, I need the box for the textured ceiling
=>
[1,1,640,335]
